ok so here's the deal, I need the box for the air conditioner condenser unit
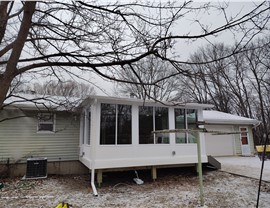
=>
[25,157,47,179]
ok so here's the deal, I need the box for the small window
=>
[38,113,55,132]
[240,127,249,145]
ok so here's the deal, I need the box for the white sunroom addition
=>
[78,96,212,176]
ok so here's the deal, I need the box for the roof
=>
[203,110,260,125]
[81,95,214,109]
[3,94,213,111]
[3,94,82,111]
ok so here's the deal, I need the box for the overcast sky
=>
[93,1,268,96]
[12,1,266,96]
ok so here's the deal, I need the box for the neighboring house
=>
[203,110,260,157]
[0,95,259,189]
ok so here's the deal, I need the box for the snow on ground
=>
[216,156,270,182]
[1,165,270,208]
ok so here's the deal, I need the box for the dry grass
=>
[1,167,270,208]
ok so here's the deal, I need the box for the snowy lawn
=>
[1,167,270,208]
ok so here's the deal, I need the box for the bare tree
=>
[242,37,270,143]
[17,80,95,99]
[175,37,270,144]
[115,55,178,101]
[1,1,270,109]
[174,43,234,112]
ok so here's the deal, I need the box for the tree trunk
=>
[0,1,36,108]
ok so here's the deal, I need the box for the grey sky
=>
[93,1,268,96]
[10,1,267,96]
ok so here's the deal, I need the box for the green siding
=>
[0,109,80,164]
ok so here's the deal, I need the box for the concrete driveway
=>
[215,156,270,182]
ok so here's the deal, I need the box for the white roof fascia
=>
[4,94,214,111]
[83,95,213,109]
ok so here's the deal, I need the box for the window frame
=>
[239,126,249,145]
[174,108,198,144]
[139,106,169,144]
[37,113,55,133]
[174,108,187,144]
[100,103,132,145]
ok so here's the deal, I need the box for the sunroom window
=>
[175,109,197,143]
[186,109,197,143]
[38,113,55,132]
[139,106,169,144]
[155,107,169,144]
[100,103,131,145]
[175,109,186,143]
[117,105,132,144]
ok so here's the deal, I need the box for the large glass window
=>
[117,105,132,144]
[155,107,169,144]
[100,103,132,145]
[139,106,169,144]
[175,109,186,143]
[186,109,197,143]
[139,106,154,144]
[100,104,116,145]
[174,109,198,144]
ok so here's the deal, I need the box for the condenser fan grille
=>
[26,158,47,179]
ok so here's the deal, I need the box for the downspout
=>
[91,168,98,196]
[90,98,99,196]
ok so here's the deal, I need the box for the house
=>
[0,94,88,177]
[0,95,259,192]
[203,110,259,157]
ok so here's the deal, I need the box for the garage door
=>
[204,125,234,156]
